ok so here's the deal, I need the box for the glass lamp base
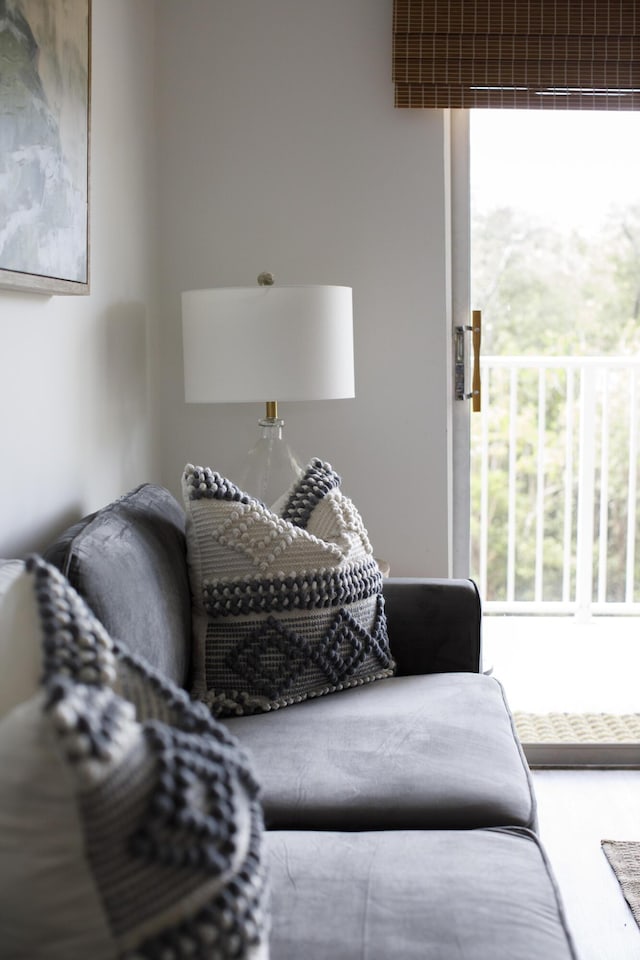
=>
[237,417,303,508]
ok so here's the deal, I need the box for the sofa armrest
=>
[382,578,481,676]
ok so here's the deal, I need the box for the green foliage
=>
[470,204,640,604]
[472,204,640,355]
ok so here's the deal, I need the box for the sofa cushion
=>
[225,672,537,831]
[43,483,192,687]
[182,459,394,716]
[265,827,578,960]
[0,556,268,959]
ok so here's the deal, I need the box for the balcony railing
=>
[471,356,640,618]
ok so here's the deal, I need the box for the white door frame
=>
[447,109,472,579]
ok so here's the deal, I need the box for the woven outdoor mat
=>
[602,841,640,928]
[514,712,640,743]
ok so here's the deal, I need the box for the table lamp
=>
[182,273,355,506]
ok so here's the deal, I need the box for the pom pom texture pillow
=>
[182,459,395,717]
[0,556,269,960]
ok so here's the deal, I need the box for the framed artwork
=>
[0,0,91,295]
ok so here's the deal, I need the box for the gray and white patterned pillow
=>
[182,458,395,717]
[0,556,269,960]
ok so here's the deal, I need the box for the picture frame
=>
[0,0,91,296]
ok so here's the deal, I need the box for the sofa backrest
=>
[43,484,192,687]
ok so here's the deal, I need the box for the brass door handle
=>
[472,309,481,413]
[454,311,482,412]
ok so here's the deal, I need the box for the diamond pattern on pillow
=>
[0,556,269,960]
[182,459,395,717]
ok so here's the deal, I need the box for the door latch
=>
[454,310,481,412]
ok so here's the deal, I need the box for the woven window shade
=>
[393,0,640,109]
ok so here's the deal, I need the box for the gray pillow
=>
[0,555,269,959]
[182,458,395,717]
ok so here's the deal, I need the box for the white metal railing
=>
[472,356,640,618]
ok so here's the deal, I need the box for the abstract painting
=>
[0,0,91,294]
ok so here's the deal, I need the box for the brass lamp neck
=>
[265,400,278,419]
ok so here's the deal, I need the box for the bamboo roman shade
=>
[393,0,640,109]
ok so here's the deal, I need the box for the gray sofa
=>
[39,482,577,959]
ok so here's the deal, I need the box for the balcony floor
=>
[484,615,640,715]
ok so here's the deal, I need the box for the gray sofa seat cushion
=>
[265,827,578,960]
[43,484,192,688]
[225,672,536,831]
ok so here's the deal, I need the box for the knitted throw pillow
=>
[0,556,269,960]
[182,459,395,717]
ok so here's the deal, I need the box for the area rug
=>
[601,840,640,929]
[514,711,640,743]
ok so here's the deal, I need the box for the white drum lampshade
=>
[181,280,355,504]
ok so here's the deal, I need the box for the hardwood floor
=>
[533,769,640,960]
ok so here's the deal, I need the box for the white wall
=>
[0,0,159,558]
[155,0,453,576]
[0,0,455,576]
